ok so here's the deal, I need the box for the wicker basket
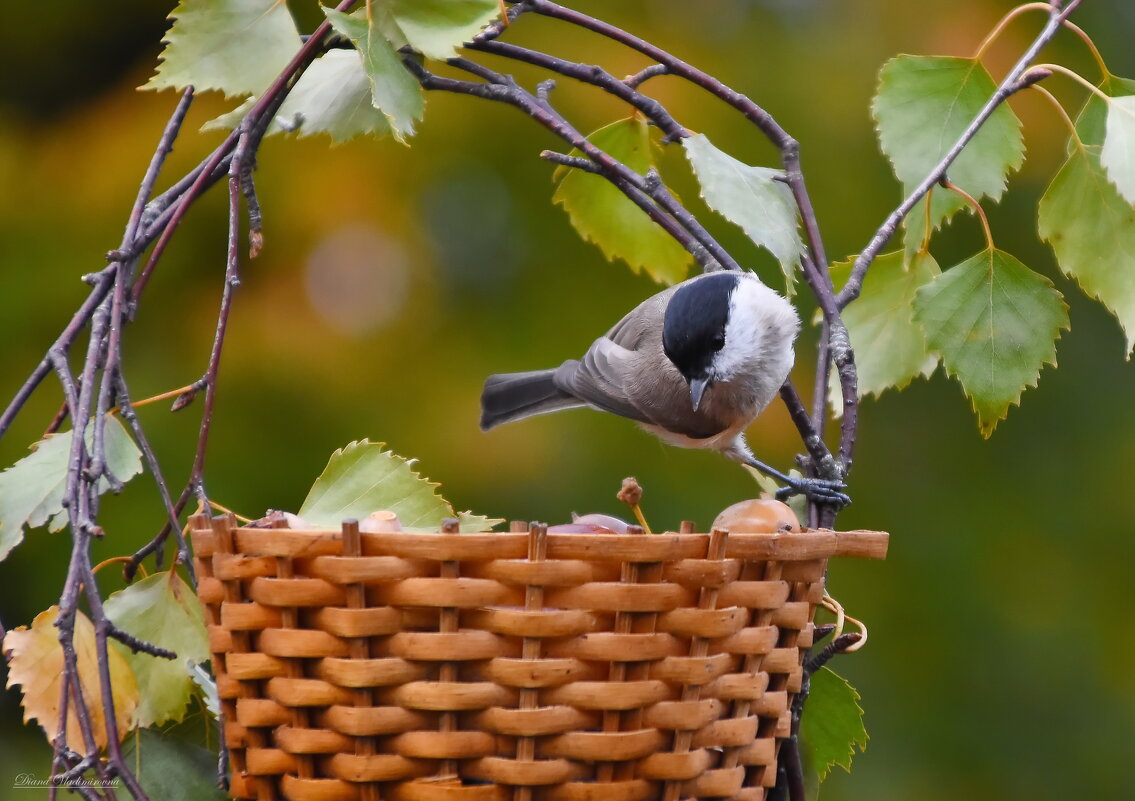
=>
[191,512,888,801]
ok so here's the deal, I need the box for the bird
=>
[480,270,848,505]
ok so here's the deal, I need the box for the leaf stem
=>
[117,383,200,412]
[918,184,935,254]
[973,3,1052,61]
[943,180,995,250]
[208,499,253,523]
[1029,84,1084,145]
[1061,19,1109,80]
[91,556,147,578]
[1031,62,1113,101]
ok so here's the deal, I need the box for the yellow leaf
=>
[3,606,139,750]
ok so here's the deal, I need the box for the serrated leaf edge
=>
[871,55,1026,245]
[914,250,1069,437]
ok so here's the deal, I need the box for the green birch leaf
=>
[827,251,940,409]
[300,440,448,527]
[682,133,801,293]
[299,440,501,531]
[552,117,692,285]
[378,0,500,61]
[1101,96,1135,203]
[457,510,501,533]
[143,0,302,97]
[0,417,142,562]
[202,50,395,143]
[1039,74,1135,355]
[104,570,210,728]
[913,248,1068,436]
[1074,74,1135,145]
[800,667,868,781]
[125,728,229,801]
[872,56,1025,259]
[200,96,255,134]
[324,7,424,143]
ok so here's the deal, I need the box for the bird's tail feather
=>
[480,369,583,430]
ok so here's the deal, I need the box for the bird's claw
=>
[775,477,851,508]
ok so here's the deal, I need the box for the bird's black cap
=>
[662,272,739,382]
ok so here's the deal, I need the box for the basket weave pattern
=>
[191,513,887,801]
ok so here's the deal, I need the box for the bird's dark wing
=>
[552,277,730,437]
[561,341,730,439]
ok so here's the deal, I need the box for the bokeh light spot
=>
[304,223,411,337]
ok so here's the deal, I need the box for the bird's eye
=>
[712,334,725,351]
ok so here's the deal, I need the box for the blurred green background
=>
[2,1,1134,798]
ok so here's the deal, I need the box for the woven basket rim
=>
[197,524,888,563]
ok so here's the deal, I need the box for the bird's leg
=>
[745,456,851,507]
[725,439,850,508]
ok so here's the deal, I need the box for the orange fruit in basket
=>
[711,498,800,533]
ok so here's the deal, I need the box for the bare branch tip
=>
[1017,66,1053,90]
[536,78,556,101]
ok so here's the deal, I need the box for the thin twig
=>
[775,733,806,801]
[184,130,251,509]
[125,88,195,243]
[116,375,193,582]
[467,38,687,139]
[106,622,177,659]
[805,632,864,675]
[131,1,358,306]
[86,572,149,800]
[0,268,115,441]
[407,58,726,272]
[459,57,738,273]
[54,561,103,784]
[625,63,668,89]
[131,138,240,307]
[127,485,194,573]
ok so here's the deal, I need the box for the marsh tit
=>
[480,271,849,505]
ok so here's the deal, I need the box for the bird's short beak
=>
[689,376,710,411]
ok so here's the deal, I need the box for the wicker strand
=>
[192,512,250,795]
[758,569,817,793]
[437,517,462,781]
[273,514,317,783]
[596,525,641,784]
[207,512,279,801]
[719,551,783,792]
[513,521,547,801]
[343,518,382,801]
[615,529,663,784]
[661,527,728,801]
